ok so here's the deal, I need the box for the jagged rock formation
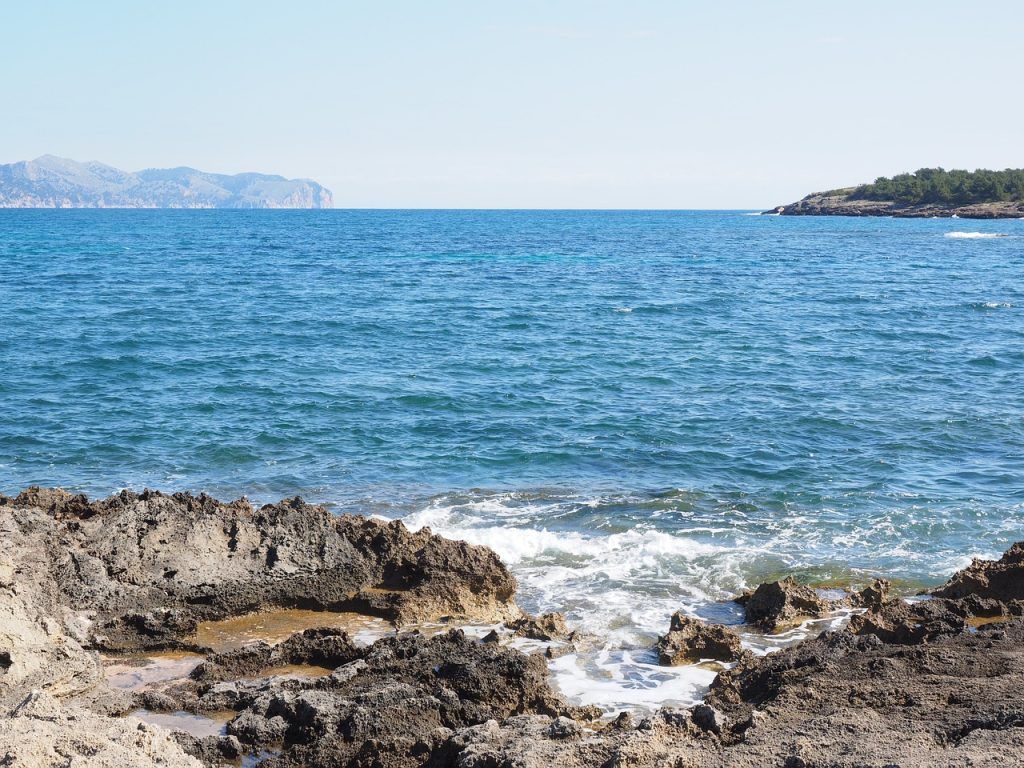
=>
[656,613,744,665]
[735,577,888,631]
[932,542,1024,602]
[2,486,1024,768]
[0,155,332,208]
[9,486,520,654]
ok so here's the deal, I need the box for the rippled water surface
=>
[2,209,1022,707]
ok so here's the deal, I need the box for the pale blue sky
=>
[3,2,1022,208]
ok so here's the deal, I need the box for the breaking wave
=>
[944,231,1007,239]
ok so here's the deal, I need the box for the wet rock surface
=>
[735,576,835,630]
[2,487,1024,767]
[656,613,744,665]
[736,577,890,631]
[505,612,573,641]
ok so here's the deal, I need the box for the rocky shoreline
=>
[765,192,1024,219]
[1,487,1022,767]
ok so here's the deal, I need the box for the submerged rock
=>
[656,613,744,665]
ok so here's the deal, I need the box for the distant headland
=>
[0,155,332,209]
[767,167,1024,218]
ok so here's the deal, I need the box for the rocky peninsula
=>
[1,487,1022,767]
[767,167,1024,218]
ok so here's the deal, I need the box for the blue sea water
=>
[1,210,1022,704]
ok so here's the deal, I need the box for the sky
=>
[2,2,1022,208]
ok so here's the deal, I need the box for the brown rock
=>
[656,613,744,665]
[849,578,890,610]
[932,542,1024,603]
[3,488,522,653]
[736,577,833,630]
[506,612,572,641]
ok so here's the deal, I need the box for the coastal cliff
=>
[0,156,333,209]
[1,487,1022,767]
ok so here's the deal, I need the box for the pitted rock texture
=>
[1,487,521,652]
[736,577,889,631]
[0,691,202,767]
[932,542,1024,603]
[170,629,586,768]
[506,612,573,641]
[189,628,362,684]
[656,613,744,665]
[735,577,834,630]
[3,485,1024,768]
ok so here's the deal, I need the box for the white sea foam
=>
[944,231,1005,239]
[613,307,633,313]
[548,650,717,711]
[394,491,1011,713]
[402,500,724,566]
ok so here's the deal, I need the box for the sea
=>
[1,209,1022,710]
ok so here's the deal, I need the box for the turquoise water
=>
[1,210,1022,673]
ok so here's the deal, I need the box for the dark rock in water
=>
[736,577,834,630]
[95,608,201,652]
[190,628,361,683]
[849,578,891,610]
[173,732,243,765]
[506,612,572,641]
[932,542,1024,602]
[656,613,744,665]
[226,710,289,745]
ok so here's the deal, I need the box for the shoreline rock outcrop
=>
[735,577,889,631]
[2,486,1023,768]
[4,486,520,656]
[765,192,1024,218]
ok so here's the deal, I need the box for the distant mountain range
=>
[0,155,332,209]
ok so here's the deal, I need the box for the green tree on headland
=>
[849,168,1024,205]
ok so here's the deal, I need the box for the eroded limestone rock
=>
[656,613,744,665]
